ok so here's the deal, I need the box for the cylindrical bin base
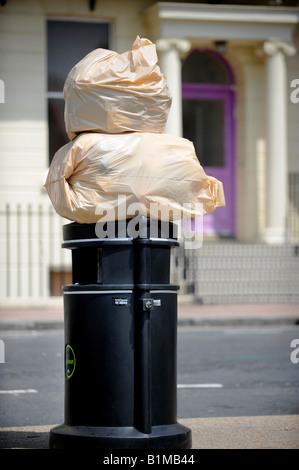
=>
[49,220,192,449]
[49,423,191,449]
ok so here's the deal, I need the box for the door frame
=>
[182,52,236,237]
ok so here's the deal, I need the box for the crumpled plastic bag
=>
[45,36,225,223]
[63,36,172,140]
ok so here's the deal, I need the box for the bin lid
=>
[62,218,178,243]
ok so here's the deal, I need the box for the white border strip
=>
[149,290,177,294]
[64,290,177,294]
[64,290,133,294]
[62,238,133,244]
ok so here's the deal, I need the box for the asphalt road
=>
[0,325,298,427]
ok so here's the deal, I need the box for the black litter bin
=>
[49,217,192,449]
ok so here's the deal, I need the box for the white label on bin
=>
[113,298,129,306]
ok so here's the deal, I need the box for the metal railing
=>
[0,203,71,300]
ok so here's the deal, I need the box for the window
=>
[47,19,110,162]
[182,50,231,85]
[183,98,224,167]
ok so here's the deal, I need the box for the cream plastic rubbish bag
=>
[45,36,225,224]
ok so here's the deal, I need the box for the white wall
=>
[0,10,47,204]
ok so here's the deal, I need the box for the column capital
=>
[156,37,191,54]
[257,40,297,57]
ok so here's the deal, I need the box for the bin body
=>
[49,219,192,449]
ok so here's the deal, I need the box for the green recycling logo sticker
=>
[65,345,76,379]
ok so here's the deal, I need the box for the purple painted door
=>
[182,83,235,237]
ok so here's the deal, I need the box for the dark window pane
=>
[183,99,224,167]
[48,99,69,158]
[47,20,110,162]
[47,20,110,92]
[182,51,231,84]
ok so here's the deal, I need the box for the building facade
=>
[1,1,299,304]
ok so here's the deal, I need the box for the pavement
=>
[1,415,298,450]
[0,301,298,330]
[0,301,299,450]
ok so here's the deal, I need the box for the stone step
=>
[195,268,299,282]
[193,293,299,305]
[174,242,299,305]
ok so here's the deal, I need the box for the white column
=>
[156,38,191,137]
[263,41,296,244]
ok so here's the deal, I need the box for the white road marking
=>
[0,389,38,395]
[177,383,223,389]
